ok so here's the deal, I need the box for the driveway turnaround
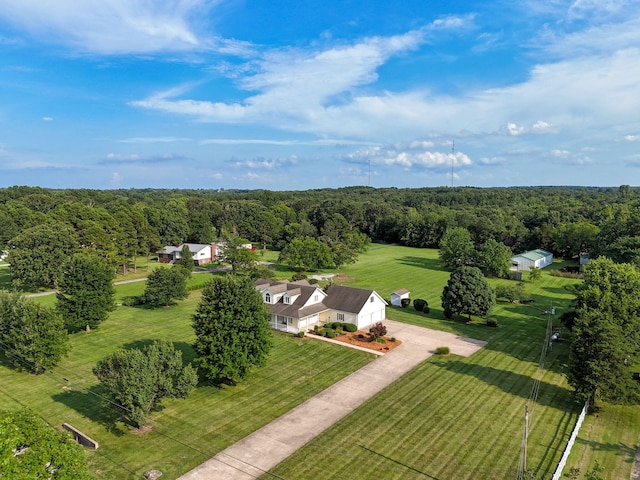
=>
[178,320,486,480]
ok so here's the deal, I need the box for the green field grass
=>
[266,245,639,479]
[2,244,638,479]
[1,288,375,479]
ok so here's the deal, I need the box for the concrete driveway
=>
[178,320,486,480]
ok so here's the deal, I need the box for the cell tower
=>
[451,140,455,187]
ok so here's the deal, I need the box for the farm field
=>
[1,244,638,479]
[266,244,639,480]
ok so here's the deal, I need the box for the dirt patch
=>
[132,425,154,435]
[332,274,352,282]
[328,331,401,353]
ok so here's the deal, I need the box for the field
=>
[1,245,638,479]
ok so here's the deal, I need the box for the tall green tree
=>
[192,276,272,384]
[0,292,70,374]
[278,236,334,272]
[57,253,115,333]
[93,340,197,427]
[439,227,476,269]
[141,266,189,307]
[217,233,259,273]
[7,222,77,289]
[0,409,92,480]
[176,244,195,272]
[567,257,640,411]
[477,238,512,278]
[441,266,495,320]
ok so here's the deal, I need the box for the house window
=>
[314,295,319,302]
[370,296,374,303]
[284,294,290,304]
[265,293,271,303]
[337,313,345,321]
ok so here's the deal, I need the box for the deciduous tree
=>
[141,266,189,307]
[477,238,513,278]
[439,227,475,269]
[192,276,272,384]
[0,409,92,480]
[278,236,333,272]
[93,340,197,427]
[0,292,69,374]
[176,244,195,272]
[57,253,115,333]
[441,266,495,320]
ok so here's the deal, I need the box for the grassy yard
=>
[2,244,638,479]
[1,286,375,479]
[266,245,639,479]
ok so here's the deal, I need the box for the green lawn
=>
[1,287,375,479]
[266,245,639,479]
[2,244,638,479]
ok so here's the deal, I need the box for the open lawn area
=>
[0,288,375,479]
[1,244,638,479]
[266,245,639,480]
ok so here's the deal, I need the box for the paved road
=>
[178,320,486,480]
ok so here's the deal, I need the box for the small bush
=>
[369,322,387,339]
[308,278,319,284]
[486,318,498,328]
[291,272,307,281]
[358,334,365,339]
[297,331,305,338]
[400,298,411,308]
[435,346,450,355]
[343,323,357,333]
[313,325,319,333]
[390,337,397,342]
[413,298,428,312]
[372,337,386,344]
[335,327,344,336]
[423,307,430,314]
[331,322,342,329]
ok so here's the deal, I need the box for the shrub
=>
[343,323,357,333]
[331,322,342,329]
[335,327,344,336]
[308,278,319,284]
[400,298,411,308]
[413,298,428,312]
[291,272,307,281]
[435,346,450,355]
[423,306,430,314]
[358,334,365,339]
[390,337,397,342]
[313,325,319,333]
[325,330,336,339]
[297,331,305,338]
[373,337,387,344]
[486,318,498,328]
[369,322,387,339]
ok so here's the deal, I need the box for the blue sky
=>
[1,0,640,190]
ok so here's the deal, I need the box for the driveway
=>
[178,320,486,480]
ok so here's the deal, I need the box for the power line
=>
[0,339,288,479]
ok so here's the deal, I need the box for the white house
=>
[510,249,553,271]
[390,289,410,307]
[158,243,215,265]
[256,279,387,334]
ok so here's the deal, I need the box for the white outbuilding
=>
[510,249,553,271]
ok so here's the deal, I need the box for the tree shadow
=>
[572,438,637,462]
[431,359,575,410]
[120,340,197,364]
[398,256,448,272]
[52,387,128,437]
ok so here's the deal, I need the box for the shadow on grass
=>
[359,444,442,479]
[398,256,449,272]
[573,438,637,462]
[431,359,573,410]
[120,340,197,364]
[52,387,128,437]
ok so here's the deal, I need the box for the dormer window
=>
[284,294,290,304]
[265,293,271,303]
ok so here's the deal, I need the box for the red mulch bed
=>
[316,330,401,353]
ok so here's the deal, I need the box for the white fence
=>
[551,402,589,480]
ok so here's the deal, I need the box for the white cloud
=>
[118,136,190,143]
[344,142,471,169]
[0,0,214,54]
[41,116,53,121]
[624,134,640,141]
[550,149,571,158]
[232,155,298,170]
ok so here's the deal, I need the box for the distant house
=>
[158,242,254,266]
[510,249,553,271]
[158,243,215,266]
[255,279,387,334]
[390,289,410,307]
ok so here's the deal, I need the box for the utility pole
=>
[451,140,455,187]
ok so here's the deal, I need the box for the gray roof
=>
[257,280,328,320]
[391,288,410,296]
[323,284,377,314]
